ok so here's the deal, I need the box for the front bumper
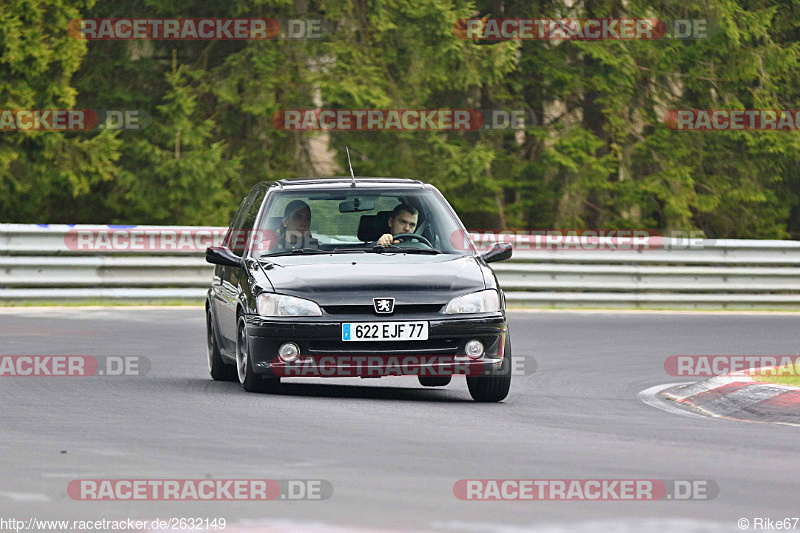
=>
[245,314,507,378]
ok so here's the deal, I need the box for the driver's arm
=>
[376,234,398,247]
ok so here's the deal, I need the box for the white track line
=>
[0,491,50,502]
[637,383,716,421]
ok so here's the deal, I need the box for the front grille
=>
[322,304,443,316]
[307,338,459,355]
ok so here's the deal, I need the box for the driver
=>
[376,203,419,247]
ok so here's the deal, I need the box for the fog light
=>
[278,342,300,362]
[465,339,484,359]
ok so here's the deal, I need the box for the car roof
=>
[260,177,429,191]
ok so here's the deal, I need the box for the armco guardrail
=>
[0,225,215,301]
[2,224,800,309]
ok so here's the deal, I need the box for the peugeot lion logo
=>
[373,298,395,314]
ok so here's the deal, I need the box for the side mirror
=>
[481,242,513,264]
[206,246,242,268]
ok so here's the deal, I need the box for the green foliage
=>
[2,0,799,239]
[0,0,120,222]
[111,64,239,225]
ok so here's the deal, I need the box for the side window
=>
[242,190,266,231]
[225,192,255,257]
[234,190,266,257]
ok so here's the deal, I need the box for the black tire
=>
[236,315,280,393]
[207,307,237,381]
[466,333,512,402]
[418,375,452,387]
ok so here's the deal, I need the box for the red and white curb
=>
[662,368,800,426]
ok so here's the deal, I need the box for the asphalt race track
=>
[1,308,799,532]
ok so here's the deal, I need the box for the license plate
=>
[342,322,428,342]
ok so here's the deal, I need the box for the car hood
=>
[258,253,486,305]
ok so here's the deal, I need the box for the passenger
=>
[278,200,318,249]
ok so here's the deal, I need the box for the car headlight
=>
[256,293,322,317]
[444,290,501,314]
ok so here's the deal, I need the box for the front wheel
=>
[466,332,512,402]
[236,315,280,393]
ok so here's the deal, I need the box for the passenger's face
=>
[389,210,418,235]
[284,206,311,233]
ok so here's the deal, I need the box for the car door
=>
[216,192,256,351]
[219,188,267,349]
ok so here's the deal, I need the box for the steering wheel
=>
[390,233,433,248]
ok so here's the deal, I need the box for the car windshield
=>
[256,187,472,257]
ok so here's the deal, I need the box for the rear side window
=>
[225,189,265,257]
[223,196,250,248]
[241,190,266,235]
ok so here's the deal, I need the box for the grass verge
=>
[751,365,800,387]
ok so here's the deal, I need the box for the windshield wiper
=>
[396,248,444,254]
[262,246,444,257]
[329,248,371,253]
[368,245,443,254]
[261,248,329,257]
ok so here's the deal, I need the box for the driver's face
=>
[389,211,418,235]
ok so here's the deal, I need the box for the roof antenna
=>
[346,146,356,188]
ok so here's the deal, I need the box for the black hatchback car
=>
[205,178,514,401]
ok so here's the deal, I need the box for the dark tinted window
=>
[242,190,266,233]
[223,196,249,248]
[225,189,264,257]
